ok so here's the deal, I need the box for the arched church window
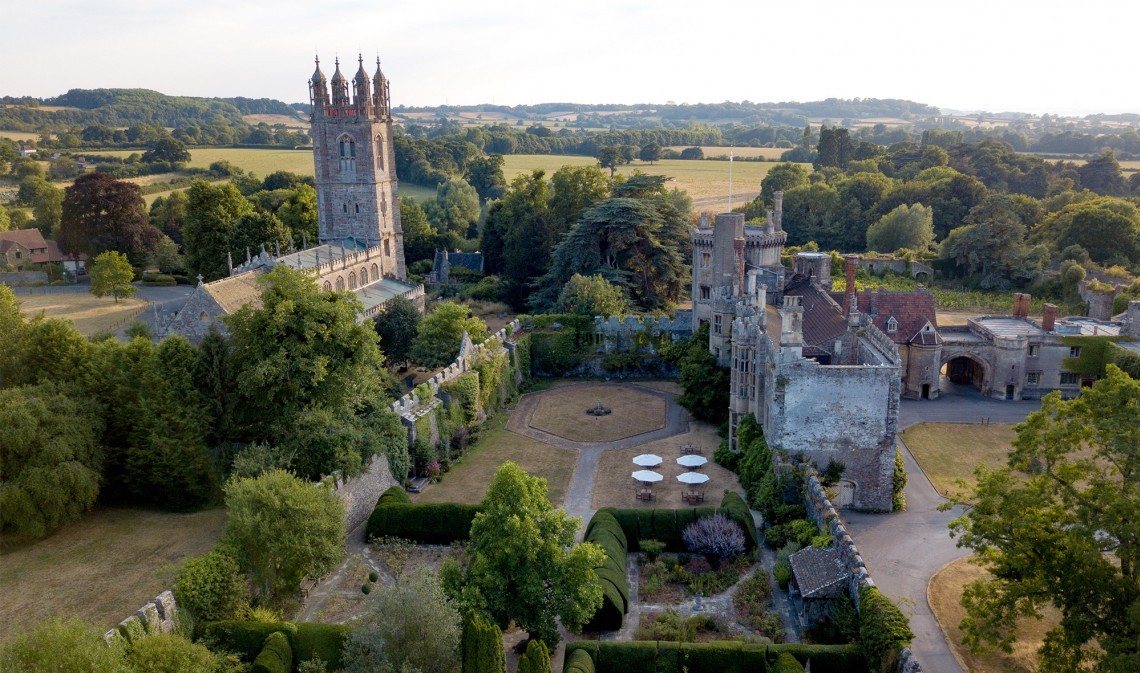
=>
[336,276,345,292]
[349,272,357,290]
[355,204,360,214]
[343,203,348,213]
[323,281,332,292]
[338,134,356,173]
[360,266,369,283]
[376,135,385,170]
[371,263,379,280]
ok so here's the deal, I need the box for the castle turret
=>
[309,57,329,112]
[373,59,391,117]
[352,56,372,114]
[330,58,349,107]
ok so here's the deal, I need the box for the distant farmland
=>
[501,154,809,212]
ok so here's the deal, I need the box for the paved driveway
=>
[842,391,1039,673]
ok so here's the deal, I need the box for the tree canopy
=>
[59,172,156,263]
[89,250,137,303]
[410,301,488,368]
[866,203,935,253]
[465,462,604,646]
[948,365,1140,672]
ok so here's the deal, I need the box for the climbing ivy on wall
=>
[442,372,482,425]
[1061,335,1127,378]
[892,448,907,512]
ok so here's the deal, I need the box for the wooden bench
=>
[636,488,656,501]
[682,491,705,504]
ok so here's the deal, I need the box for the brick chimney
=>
[843,255,859,315]
[1012,293,1030,319]
[1042,303,1058,331]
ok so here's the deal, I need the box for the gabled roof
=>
[0,228,49,254]
[203,270,266,314]
[829,289,939,346]
[789,546,848,599]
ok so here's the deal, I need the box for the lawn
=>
[900,423,1017,497]
[0,507,226,643]
[591,420,741,510]
[665,146,789,161]
[18,293,147,337]
[411,416,578,507]
[929,556,1056,673]
[500,154,806,212]
[528,382,667,442]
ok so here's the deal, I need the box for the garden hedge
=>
[376,485,411,506]
[590,495,757,552]
[768,652,804,673]
[251,631,292,673]
[366,500,480,544]
[584,511,631,631]
[563,642,863,673]
[200,621,349,671]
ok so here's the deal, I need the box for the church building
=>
[165,55,423,342]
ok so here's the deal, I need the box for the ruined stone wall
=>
[798,471,925,672]
[0,271,49,285]
[327,453,398,532]
[105,591,178,645]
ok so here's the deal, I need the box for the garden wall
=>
[327,453,399,532]
[103,591,179,645]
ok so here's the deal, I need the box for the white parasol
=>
[632,454,663,467]
[676,472,710,485]
[631,470,664,483]
[677,455,709,469]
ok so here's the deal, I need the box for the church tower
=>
[309,55,406,280]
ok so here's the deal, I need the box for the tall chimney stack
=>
[734,237,745,296]
[1013,293,1031,319]
[773,191,784,231]
[843,255,859,315]
[1042,303,1058,331]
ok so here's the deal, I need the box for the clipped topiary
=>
[361,583,371,595]
[252,631,292,673]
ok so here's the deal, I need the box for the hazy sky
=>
[6,0,1138,115]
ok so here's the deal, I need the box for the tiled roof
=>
[0,228,49,253]
[789,546,848,599]
[829,289,939,346]
[204,270,267,314]
[785,278,847,349]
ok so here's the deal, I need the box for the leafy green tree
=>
[0,204,10,232]
[0,382,104,538]
[465,462,604,646]
[0,618,129,673]
[89,250,137,303]
[276,184,318,245]
[556,273,629,317]
[343,566,462,673]
[865,203,935,253]
[223,469,346,600]
[174,549,249,621]
[874,167,987,239]
[142,138,191,164]
[224,266,390,439]
[400,195,441,264]
[549,165,611,231]
[193,328,236,448]
[669,323,730,424]
[486,170,553,308]
[532,189,688,313]
[940,194,1043,288]
[183,180,254,281]
[780,182,842,249]
[596,146,628,176]
[1078,150,1129,197]
[374,294,421,366]
[274,406,370,480]
[59,173,155,263]
[464,154,507,202]
[680,147,704,160]
[19,177,63,239]
[229,211,290,261]
[1,309,91,388]
[410,301,489,368]
[815,127,852,169]
[639,142,663,164]
[1032,197,1140,267]
[150,190,188,246]
[149,235,184,274]
[760,163,809,205]
[425,178,481,237]
[948,366,1139,673]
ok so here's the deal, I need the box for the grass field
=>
[0,130,40,142]
[900,423,1017,497]
[410,416,578,507]
[0,507,226,643]
[501,154,803,212]
[929,556,1056,673]
[242,113,307,128]
[665,146,788,160]
[18,293,147,337]
[528,383,667,442]
[591,419,740,509]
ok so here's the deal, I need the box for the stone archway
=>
[940,352,991,394]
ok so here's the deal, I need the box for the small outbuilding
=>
[788,545,848,628]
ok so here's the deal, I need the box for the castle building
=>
[166,56,422,342]
[693,206,904,511]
